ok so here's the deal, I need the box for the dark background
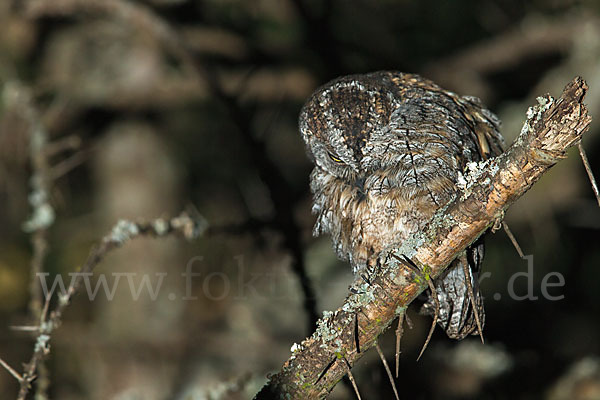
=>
[1,0,599,399]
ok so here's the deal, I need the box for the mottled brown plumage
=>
[299,71,504,339]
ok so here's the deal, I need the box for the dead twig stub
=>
[577,142,600,207]
[502,221,526,259]
[394,310,404,378]
[254,77,591,399]
[375,342,399,400]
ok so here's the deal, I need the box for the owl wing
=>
[421,239,485,340]
[420,93,503,339]
[460,94,505,159]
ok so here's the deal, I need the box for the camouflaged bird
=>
[299,71,504,340]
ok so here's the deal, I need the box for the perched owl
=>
[299,71,504,340]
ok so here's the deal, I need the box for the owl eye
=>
[328,152,344,164]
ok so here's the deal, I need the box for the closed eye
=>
[328,152,344,164]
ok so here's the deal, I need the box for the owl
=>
[299,71,504,340]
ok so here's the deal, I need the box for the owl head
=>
[299,72,399,183]
[298,72,425,268]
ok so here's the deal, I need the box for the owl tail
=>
[420,238,486,341]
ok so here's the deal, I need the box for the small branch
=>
[0,357,23,382]
[394,310,404,378]
[374,342,399,400]
[48,149,89,180]
[254,78,592,399]
[42,134,81,158]
[2,81,55,400]
[342,358,362,400]
[577,143,600,207]
[3,82,54,321]
[502,221,526,259]
[15,212,208,400]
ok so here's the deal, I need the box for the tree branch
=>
[14,211,208,400]
[255,77,592,399]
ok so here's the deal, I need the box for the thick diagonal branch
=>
[255,77,591,399]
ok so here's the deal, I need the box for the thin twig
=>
[0,357,23,382]
[395,310,404,378]
[342,358,362,400]
[502,221,525,259]
[5,81,54,323]
[48,150,89,180]
[28,231,49,320]
[10,326,40,332]
[4,80,55,400]
[462,261,485,344]
[375,342,400,400]
[418,272,439,361]
[396,254,439,361]
[42,135,81,157]
[36,363,50,400]
[577,142,600,207]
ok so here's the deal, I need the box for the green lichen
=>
[108,220,140,244]
[521,95,554,138]
[313,310,352,353]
